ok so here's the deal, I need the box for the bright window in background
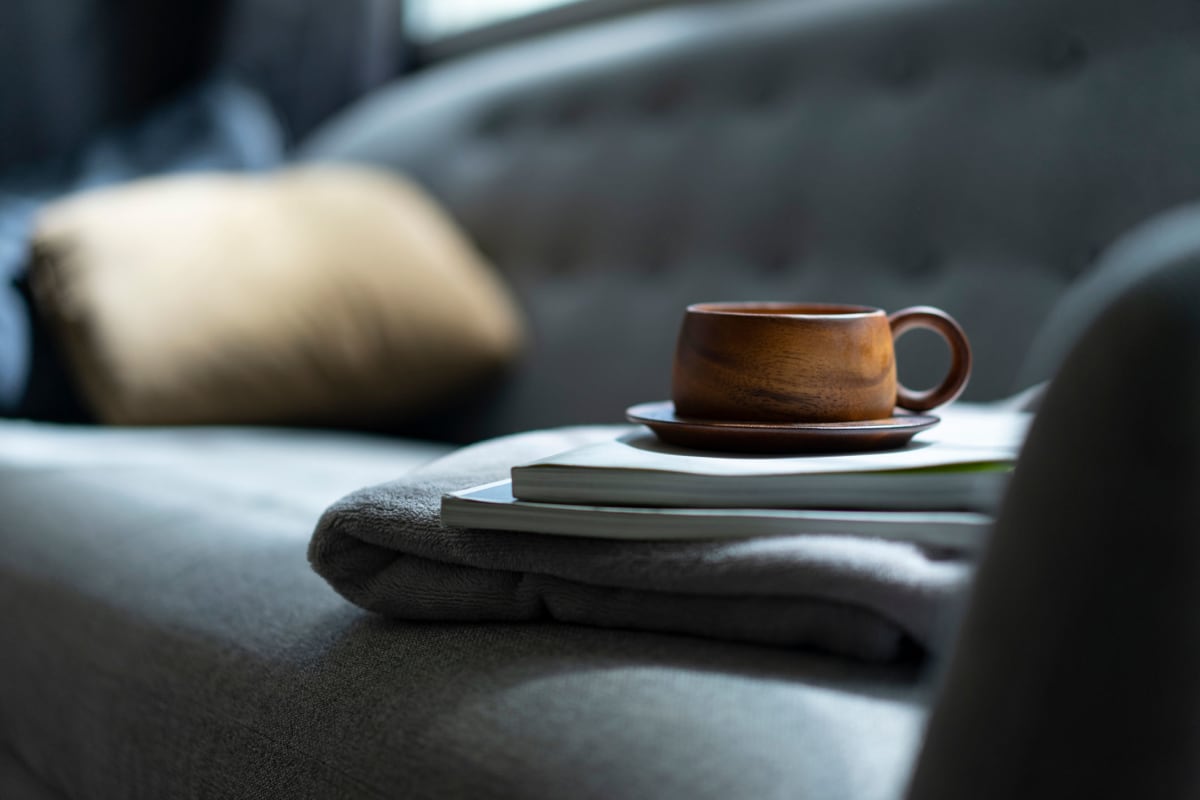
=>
[406,0,588,41]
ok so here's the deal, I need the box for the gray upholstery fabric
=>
[0,422,926,800]
[301,0,1200,441]
[0,421,449,505]
[5,0,1200,797]
[908,206,1200,798]
[0,745,61,800]
[310,425,968,662]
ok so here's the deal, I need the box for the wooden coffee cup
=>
[672,302,971,423]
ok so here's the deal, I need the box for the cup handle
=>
[887,306,973,412]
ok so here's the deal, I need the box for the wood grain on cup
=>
[671,302,971,423]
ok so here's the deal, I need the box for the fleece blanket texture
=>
[309,426,971,662]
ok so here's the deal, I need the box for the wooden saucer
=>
[625,401,939,454]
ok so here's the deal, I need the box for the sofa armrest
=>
[908,203,1200,798]
[1020,202,1200,391]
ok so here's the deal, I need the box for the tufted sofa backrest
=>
[303,0,1200,441]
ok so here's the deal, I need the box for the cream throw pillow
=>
[29,166,524,425]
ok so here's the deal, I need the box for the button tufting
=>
[550,95,593,129]
[881,49,926,88]
[641,81,686,117]
[478,106,518,138]
[637,235,676,275]
[758,243,792,274]
[741,70,788,111]
[543,234,580,275]
[1044,32,1088,73]
[900,247,943,277]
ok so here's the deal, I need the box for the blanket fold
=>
[309,426,971,662]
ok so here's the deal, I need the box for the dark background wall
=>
[0,0,227,169]
[0,0,406,172]
[222,0,406,142]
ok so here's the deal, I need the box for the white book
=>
[510,404,1031,512]
[441,480,992,551]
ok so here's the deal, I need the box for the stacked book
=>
[441,404,1031,552]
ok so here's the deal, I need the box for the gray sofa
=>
[4,0,1200,797]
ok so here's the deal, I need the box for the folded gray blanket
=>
[309,426,971,662]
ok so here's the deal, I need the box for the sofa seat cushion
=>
[0,421,926,799]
